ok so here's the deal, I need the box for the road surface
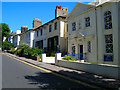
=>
[2,53,97,89]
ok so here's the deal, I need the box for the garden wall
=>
[55,53,120,80]
[41,54,55,63]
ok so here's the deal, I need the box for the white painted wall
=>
[67,1,120,64]
[55,59,120,80]
[13,35,20,48]
[67,5,97,62]
[41,54,55,63]
[60,21,64,37]
[16,30,21,34]
[30,31,35,47]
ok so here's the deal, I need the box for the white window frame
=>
[105,34,113,54]
[104,11,112,30]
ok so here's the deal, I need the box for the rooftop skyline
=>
[2,2,93,32]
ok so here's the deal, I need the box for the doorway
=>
[79,45,83,60]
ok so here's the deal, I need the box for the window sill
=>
[104,53,113,55]
[84,26,91,29]
[104,29,112,31]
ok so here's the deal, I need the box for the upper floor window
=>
[72,22,76,31]
[105,34,113,53]
[37,31,39,37]
[78,22,81,29]
[49,25,52,32]
[67,24,68,32]
[54,22,57,30]
[85,17,90,27]
[104,11,112,30]
[88,41,91,53]
[41,29,42,35]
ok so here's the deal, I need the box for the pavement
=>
[3,52,120,89]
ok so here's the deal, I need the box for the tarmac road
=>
[2,53,97,89]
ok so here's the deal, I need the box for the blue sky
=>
[2,2,93,32]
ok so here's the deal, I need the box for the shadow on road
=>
[24,69,120,89]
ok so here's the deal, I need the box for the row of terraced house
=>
[10,0,120,65]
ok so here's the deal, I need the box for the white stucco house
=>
[33,6,68,55]
[13,30,21,48]
[67,0,120,65]
[20,29,35,48]
[33,16,68,55]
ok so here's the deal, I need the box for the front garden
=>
[8,43,43,61]
[62,55,84,63]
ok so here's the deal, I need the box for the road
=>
[2,53,96,89]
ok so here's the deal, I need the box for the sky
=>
[2,1,93,32]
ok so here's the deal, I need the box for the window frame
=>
[78,22,81,30]
[54,22,57,30]
[104,11,112,30]
[87,41,91,53]
[105,34,113,54]
[72,22,76,31]
[36,31,39,37]
[41,29,42,36]
[85,17,90,27]
[72,46,75,56]
[49,25,52,32]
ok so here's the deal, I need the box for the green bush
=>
[18,43,29,55]
[10,47,16,54]
[32,47,43,56]
[13,43,43,58]
[27,48,34,56]
[2,40,12,51]
[16,48,23,56]
[62,55,75,61]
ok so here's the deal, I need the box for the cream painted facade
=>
[34,16,68,54]
[13,30,21,48]
[20,30,35,47]
[67,1,120,65]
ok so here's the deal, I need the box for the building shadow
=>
[24,67,120,89]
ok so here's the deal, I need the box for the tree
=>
[0,23,10,42]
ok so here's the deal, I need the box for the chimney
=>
[55,6,68,18]
[33,18,42,28]
[21,25,28,33]
[56,5,61,9]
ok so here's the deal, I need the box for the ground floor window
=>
[105,34,113,53]
[72,46,75,55]
[87,41,91,53]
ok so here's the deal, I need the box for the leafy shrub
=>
[18,43,29,55]
[13,43,43,59]
[62,55,75,61]
[32,47,43,56]
[2,40,12,51]
[16,48,23,56]
[27,48,34,56]
[10,47,16,54]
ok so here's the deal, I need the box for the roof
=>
[34,16,66,31]
[19,16,66,36]
[67,2,94,18]
[13,33,22,37]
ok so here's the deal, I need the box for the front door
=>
[80,45,83,60]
